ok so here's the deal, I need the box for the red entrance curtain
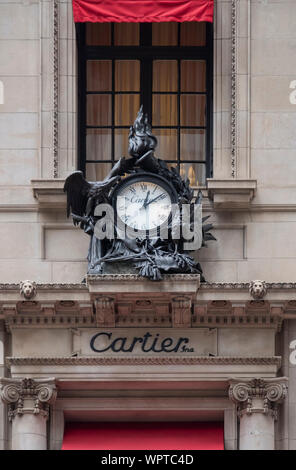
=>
[72,1,214,23]
[62,422,224,450]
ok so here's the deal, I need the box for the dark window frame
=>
[76,22,213,183]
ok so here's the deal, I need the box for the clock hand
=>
[145,193,166,206]
[142,190,150,209]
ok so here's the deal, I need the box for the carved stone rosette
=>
[229,377,288,420]
[0,378,57,422]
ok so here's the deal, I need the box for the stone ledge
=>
[87,274,200,295]
[31,179,66,210]
[30,180,207,211]
[2,281,296,291]
[6,356,281,380]
[207,179,257,209]
[5,356,282,367]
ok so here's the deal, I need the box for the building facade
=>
[0,0,295,450]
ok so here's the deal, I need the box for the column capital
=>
[0,377,57,422]
[228,377,288,420]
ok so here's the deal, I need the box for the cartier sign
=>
[73,328,217,357]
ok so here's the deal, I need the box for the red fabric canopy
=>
[62,422,224,450]
[72,1,214,23]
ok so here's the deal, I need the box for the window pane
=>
[86,162,112,181]
[180,129,206,161]
[114,23,139,45]
[153,61,178,92]
[87,95,112,126]
[153,129,177,161]
[87,61,112,92]
[152,95,177,126]
[152,23,178,46]
[181,61,206,92]
[115,128,129,159]
[180,95,206,126]
[86,23,111,46]
[180,163,206,186]
[115,61,140,92]
[86,129,111,161]
[180,22,206,46]
[115,94,140,125]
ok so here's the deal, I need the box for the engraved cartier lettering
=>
[90,331,192,354]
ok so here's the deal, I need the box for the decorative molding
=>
[231,0,237,178]
[229,377,288,420]
[2,281,296,292]
[0,377,57,422]
[6,356,282,367]
[193,306,282,332]
[201,282,296,290]
[53,0,59,178]
[0,282,87,291]
[87,274,201,283]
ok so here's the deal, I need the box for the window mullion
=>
[140,59,153,123]
[140,24,153,122]
[77,23,87,175]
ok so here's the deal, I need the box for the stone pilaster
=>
[229,377,288,450]
[0,377,57,450]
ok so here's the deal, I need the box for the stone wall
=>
[0,0,295,285]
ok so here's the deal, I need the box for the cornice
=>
[2,280,296,291]
[6,356,282,367]
[0,283,88,291]
[3,281,296,291]
[201,282,296,290]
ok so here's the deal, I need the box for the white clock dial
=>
[116,180,172,231]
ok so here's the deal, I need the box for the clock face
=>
[115,178,173,232]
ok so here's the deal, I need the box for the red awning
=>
[72,1,214,23]
[62,422,224,450]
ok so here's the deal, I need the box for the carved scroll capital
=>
[229,377,288,420]
[0,377,57,421]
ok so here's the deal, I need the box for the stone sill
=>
[207,179,257,209]
[31,179,66,210]
[31,179,210,210]
[31,178,257,211]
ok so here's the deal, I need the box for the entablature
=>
[1,276,296,332]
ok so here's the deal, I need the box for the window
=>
[77,22,213,186]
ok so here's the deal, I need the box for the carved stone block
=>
[171,296,192,328]
[95,296,115,327]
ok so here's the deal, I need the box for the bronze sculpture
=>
[64,107,215,281]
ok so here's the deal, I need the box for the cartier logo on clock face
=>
[113,174,177,232]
